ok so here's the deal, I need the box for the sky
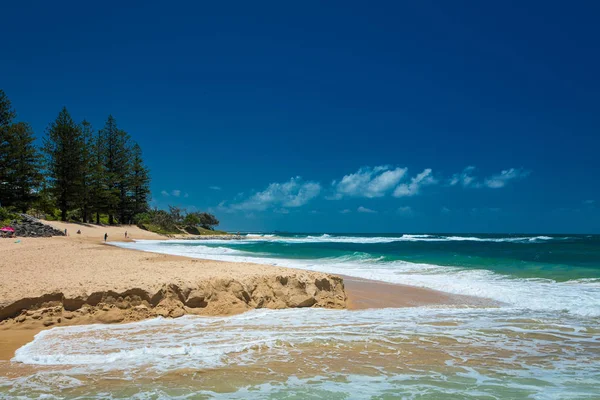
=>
[1,0,599,233]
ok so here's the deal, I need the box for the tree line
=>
[135,206,221,234]
[0,89,150,224]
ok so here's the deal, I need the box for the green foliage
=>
[40,111,153,225]
[79,120,94,222]
[43,107,85,221]
[100,116,134,224]
[135,209,181,234]
[30,183,58,218]
[0,122,43,211]
[0,90,43,212]
[182,211,220,231]
[168,205,185,225]
[138,223,182,235]
[184,226,229,236]
[130,143,150,216]
[135,208,221,235]
[0,89,16,127]
[183,212,201,227]
[0,206,20,226]
[198,212,219,229]
[0,89,223,233]
[89,124,108,224]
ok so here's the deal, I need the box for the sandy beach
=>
[1,225,596,398]
[0,221,493,361]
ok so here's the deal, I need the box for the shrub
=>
[0,207,20,226]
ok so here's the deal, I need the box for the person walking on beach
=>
[124,230,128,239]
[104,233,108,242]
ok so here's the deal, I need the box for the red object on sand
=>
[1,227,15,232]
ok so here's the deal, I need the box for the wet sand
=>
[0,329,37,361]
[344,275,496,309]
[0,276,497,361]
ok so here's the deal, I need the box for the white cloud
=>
[184,193,189,198]
[448,166,531,189]
[339,209,352,214]
[393,168,437,197]
[484,168,530,188]
[357,206,377,213]
[330,166,407,199]
[441,206,451,214]
[583,200,595,205]
[161,189,186,197]
[210,186,222,190]
[396,206,413,216]
[449,166,478,187]
[230,177,321,211]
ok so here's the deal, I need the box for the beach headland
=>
[0,220,494,360]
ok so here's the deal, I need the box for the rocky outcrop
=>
[0,274,346,328]
[10,215,65,237]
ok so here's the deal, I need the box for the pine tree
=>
[43,107,84,221]
[0,89,17,208]
[99,115,120,224]
[0,91,42,211]
[0,89,16,128]
[130,142,151,216]
[0,123,42,211]
[90,127,107,224]
[99,116,131,224]
[80,120,95,222]
[116,129,133,223]
[3,123,42,211]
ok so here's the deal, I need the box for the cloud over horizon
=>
[216,164,531,215]
[229,177,321,211]
[484,168,530,188]
[449,166,477,187]
[329,166,407,199]
[448,167,530,189]
[357,206,377,213]
[393,168,438,197]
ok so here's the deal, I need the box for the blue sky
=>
[1,1,599,233]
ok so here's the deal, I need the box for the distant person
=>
[104,233,108,242]
[77,229,81,235]
[64,228,67,236]
[124,231,128,238]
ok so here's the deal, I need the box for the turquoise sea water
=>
[174,233,600,281]
[2,233,599,399]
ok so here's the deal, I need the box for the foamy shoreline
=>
[0,221,494,360]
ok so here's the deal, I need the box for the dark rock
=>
[9,214,66,238]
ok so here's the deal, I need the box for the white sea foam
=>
[13,307,599,369]
[114,240,600,317]
[237,234,559,244]
[10,307,599,400]
[155,234,560,245]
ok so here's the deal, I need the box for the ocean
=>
[2,233,599,399]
